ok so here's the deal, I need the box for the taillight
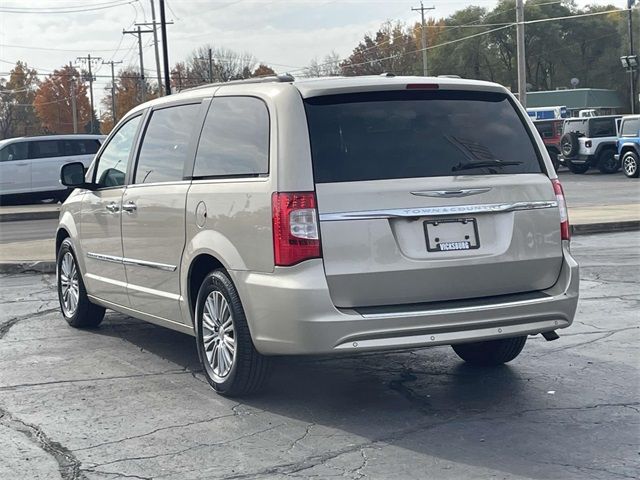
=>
[585,140,592,148]
[551,179,570,241]
[272,192,321,266]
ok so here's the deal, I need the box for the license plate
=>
[424,218,480,252]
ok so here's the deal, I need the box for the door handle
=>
[122,201,137,213]
[106,202,120,213]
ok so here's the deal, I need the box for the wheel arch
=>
[186,253,226,325]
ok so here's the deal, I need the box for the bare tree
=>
[303,51,342,78]
[185,45,257,87]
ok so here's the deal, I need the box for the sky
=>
[0,0,631,110]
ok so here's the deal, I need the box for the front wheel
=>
[622,151,639,178]
[57,239,105,328]
[195,269,271,396]
[452,336,527,366]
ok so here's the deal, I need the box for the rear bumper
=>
[560,154,596,166]
[232,245,579,355]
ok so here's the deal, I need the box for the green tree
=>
[0,61,42,139]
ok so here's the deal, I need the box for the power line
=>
[0,0,139,14]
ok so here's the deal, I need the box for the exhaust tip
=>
[542,330,560,341]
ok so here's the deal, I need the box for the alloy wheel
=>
[201,291,236,382]
[59,252,79,317]
[623,156,638,177]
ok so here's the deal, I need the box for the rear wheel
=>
[597,149,620,174]
[622,151,639,178]
[195,269,270,396]
[57,239,105,328]
[567,161,589,174]
[452,336,527,366]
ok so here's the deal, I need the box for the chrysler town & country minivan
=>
[56,75,579,396]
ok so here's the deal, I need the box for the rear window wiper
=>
[452,160,523,172]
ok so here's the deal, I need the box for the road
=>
[0,172,638,244]
[0,231,638,480]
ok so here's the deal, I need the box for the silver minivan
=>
[57,75,579,396]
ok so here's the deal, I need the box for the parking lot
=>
[0,231,638,480]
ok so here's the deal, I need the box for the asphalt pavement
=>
[0,231,638,480]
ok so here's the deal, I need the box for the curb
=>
[571,220,640,236]
[0,210,59,222]
[0,261,56,274]
[0,221,637,275]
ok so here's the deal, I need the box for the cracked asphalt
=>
[0,231,638,480]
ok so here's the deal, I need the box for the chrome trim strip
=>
[86,252,177,272]
[122,257,177,272]
[86,252,122,264]
[359,295,553,319]
[319,201,558,221]
[410,188,492,198]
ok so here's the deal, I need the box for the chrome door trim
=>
[86,252,177,272]
[410,188,492,198]
[319,201,558,221]
[86,252,122,264]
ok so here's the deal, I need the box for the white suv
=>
[57,75,579,396]
[0,134,105,203]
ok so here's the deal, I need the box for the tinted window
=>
[535,122,554,139]
[134,104,200,184]
[621,118,640,136]
[305,90,542,183]
[0,142,28,162]
[589,118,617,137]
[193,97,269,177]
[29,140,61,159]
[62,139,101,156]
[95,115,141,188]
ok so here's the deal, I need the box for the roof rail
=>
[182,74,295,92]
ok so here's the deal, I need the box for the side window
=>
[29,140,62,159]
[0,142,28,162]
[621,118,640,136]
[134,103,200,184]
[94,115,142,188]
[193,97,269,178]
[63,139,101,156]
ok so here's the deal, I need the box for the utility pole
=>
[159,0,171,95]
[411,2,435,76]
[68,62,78,134]
[149,0,163,96]
[208,47,214,83]
[123,25,154,103]
[76,54,101,133]
[103,60,123,123]
[516,0,527,107]
[628,0,636,114]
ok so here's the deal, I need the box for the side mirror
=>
[61,162,90,188]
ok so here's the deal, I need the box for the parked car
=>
[533,118,564,170]
[56,75,579,396]
[0,134,105,204]
[615,115,640,178]
[559,116,622,174]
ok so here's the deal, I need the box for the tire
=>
[597,149,620,174]
[560,132,580,157]
[195,269,271,396]
[567,161,589,174]
[622,151,639,178]
[452,336,527,366]
[56,239,105,328]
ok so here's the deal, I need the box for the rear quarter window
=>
[620,118,640,137]
[304,90,543,183]
[588,118,617,138]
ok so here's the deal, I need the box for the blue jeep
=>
[616,115,640,178]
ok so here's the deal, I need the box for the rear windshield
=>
[304,90,543,183]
